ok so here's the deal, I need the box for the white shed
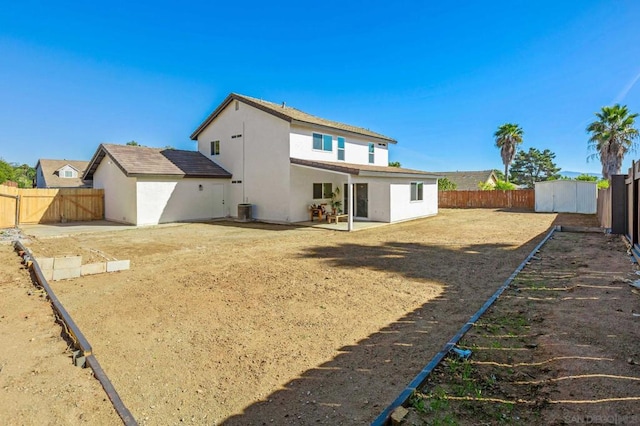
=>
[84,144,232,225]
[534,180,597,214]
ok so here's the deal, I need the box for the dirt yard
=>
[0,243,120,424]
[0,209,618,425]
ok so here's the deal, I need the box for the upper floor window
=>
[368,143,374,163]
[411,182,424,201]
[313,133,333,151]
[63,170,74,178]
[337,137,345,161]
[211,140,220,156]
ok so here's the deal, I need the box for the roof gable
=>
[84,144,232,180]
[56,164,80,173]
[36,159,91,188]
[435,170,498,190]
[190,93,397,143]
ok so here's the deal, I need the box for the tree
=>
[492,169,505,181]
[494,123,524,182]
[438,177,457,191]
[388,161,401,167]
[126,141,140,146]
[11,163,36,188]
[0,159,14,184]
[479,179,516,190]
[587,104,639,180]
[509,148,561,188]
[575,174,597,182]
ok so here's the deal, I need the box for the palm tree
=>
[587,104,639,180]
[494,123,524,182]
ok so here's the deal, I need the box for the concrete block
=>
[107,260,130,272]
[52,267,81,281]
[54,256,82,269]
[81,262,107,276]
[41,268,54,282]
[390,406,409,425]
[37,257,54,270]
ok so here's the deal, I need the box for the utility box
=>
[238,204,252,222]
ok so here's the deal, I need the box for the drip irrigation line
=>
[371,226,558,426]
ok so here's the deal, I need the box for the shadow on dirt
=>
[222,230,553,425]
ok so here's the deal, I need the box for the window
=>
[411,182,424,201]
[313,182,333,199]
[337,137,345,161]
[312,133,333,151]
[210,140,220,156]
[368,143,374,163]
[62,170,73,178]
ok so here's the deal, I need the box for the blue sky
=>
[2,1,640,175]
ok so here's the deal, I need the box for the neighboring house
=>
[435,170,498,190]
[35,159,92,188]
[189,93,439,227]
[84,144,231,225]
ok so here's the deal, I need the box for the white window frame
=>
[313,133,333,152]
[411,182,424,202]
[211,140,220,156]
[337,137,345,161]
[368,143,374,164]
[313,182,333,199]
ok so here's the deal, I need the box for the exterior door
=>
[212,184,224,218]
[355,183,368,218]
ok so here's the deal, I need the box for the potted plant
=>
[330,187,342,215]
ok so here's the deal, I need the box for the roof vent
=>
[282,101,286,108]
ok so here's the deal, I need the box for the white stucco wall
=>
[135,178,226,226]
[389,179,438,222]
[196,100,291,221]
[93,154,137,224]
[289,124,389,166]
[363,181,391,222]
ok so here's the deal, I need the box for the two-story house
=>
[190,93,439,227]
[84,93,439,227]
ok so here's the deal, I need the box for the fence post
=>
[15,194,20,227]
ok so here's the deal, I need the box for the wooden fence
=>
[438,189,535,209]
[0,186,104,228]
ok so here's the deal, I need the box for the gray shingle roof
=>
[36,159,92,188]
[291,158,440,178]
[435,170,498,190]
[190,93,397,143]
[84,144,231,180]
